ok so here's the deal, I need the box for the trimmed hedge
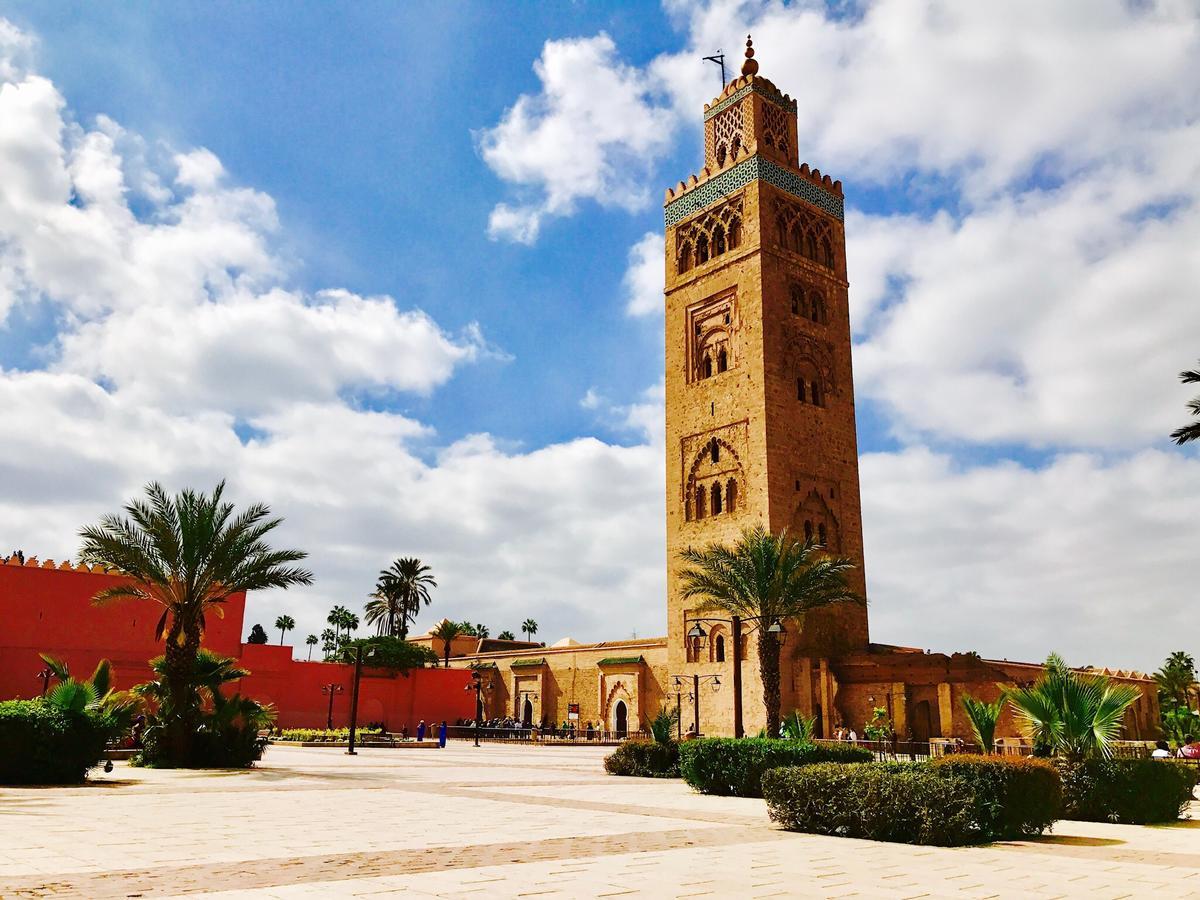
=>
[0,699,111,785]
[1060,758,1198,824]
[276,727,385,743]
[763,762,978,845]
[604,740,680,778]
[930,755,1061,839]
[679,738,873,798]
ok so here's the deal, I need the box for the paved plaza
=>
[2,744,1200,898]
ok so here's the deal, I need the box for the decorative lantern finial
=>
[741,34,759,76]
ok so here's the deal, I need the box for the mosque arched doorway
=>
[614,700,628,737]
[522,698,533,728]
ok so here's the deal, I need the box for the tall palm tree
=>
[345,612,359,638]
[677,524,862,738]
[328,605,351,641]
[364,592,394,637]
[275,614,295,645]
[305,634,318,660]
[78,481,311,766]
[1170,361,1200,444]
[430,620,464,667]
[1006,653,1142,761]
[375,558,437,639]
[320,628,338,659]
[522,618,539,642]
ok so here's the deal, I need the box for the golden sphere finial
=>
[741,34,759,76]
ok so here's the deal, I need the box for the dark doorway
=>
[911,700,932,744]
[615,700,628,737]
[814,704,823,739]
[522,698,533,728]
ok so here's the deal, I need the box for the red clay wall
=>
[0,558,245,699]
[0,559,476,731]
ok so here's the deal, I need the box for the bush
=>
[930,755,1061,838]
[604,740,680,778]
[679,738,873,797]
[0,699,112,785]
[275,727,385,743]
[1059,758,1198,824]
[763,762,978,845]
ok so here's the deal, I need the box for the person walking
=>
[417,719,426,742]
[438,720,447,748]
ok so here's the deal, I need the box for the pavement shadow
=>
[1030,834,1125,847]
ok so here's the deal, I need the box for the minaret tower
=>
[663,37,869,737]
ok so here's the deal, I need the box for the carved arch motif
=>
[685,436,746,522]
[773,197,836,270]
[676,196,744,275]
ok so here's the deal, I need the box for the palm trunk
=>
[163,614,201,766]
[444,646,450,668]
[758,629,782,739]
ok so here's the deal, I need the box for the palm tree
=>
[364,592,394,637]
[677,524,862,738]
[1006,653,1142,762]
[430,620,465,668]
[320,628,338,659]
[275,614,295,645]
[1155,651,1196,712]
[375,558,437,639]
[475,624,490,639]
[78,481,311,766]
[305,634,318,660]
[961,693,1005,754]
[328,605,351,641]
[522,618,539,642]
[1170,361,1200,444]
[345,612,359,638]
[498,630,515,641]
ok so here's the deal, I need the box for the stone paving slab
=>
[2,743,1199,898]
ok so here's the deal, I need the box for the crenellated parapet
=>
[1,554,116,574]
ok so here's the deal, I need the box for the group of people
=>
[413,719,448,748]
[1151,735,1200,759]
[454,717,613,740]
[831,727,859,742]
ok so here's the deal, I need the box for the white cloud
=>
[622,232,664,317]
[478,33,678,243]
[861,447,1200,670]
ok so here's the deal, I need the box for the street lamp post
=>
[465,670,493,748]
[685,614,785,738]
[321,683,344,730]
[346,644,378,756]
[669,672,721,736]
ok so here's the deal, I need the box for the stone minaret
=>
[663,37,869,737]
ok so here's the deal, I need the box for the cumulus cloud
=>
[478,33,677,243]
[0,18,665,647]
[623,232,665,317]
[861,447,1200,670]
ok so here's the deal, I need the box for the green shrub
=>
[604,740,680,778]
[0,699,112,785]
[763,762,978,845]
[275,727,386,743]
[1059,758,1198,824]
[930,755,1061,838]
[679,738,873,798]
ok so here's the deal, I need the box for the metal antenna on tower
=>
[702,51,726,89]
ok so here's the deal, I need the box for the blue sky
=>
[1,1,1198,670]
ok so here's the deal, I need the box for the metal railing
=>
[813,737,1177,761]
[445,725,648,746]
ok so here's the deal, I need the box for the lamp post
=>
[346,643,378,756]
[669,672,721,736]
[685,614,785,738]
[465,670,493,748]
[321,683,344,730]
